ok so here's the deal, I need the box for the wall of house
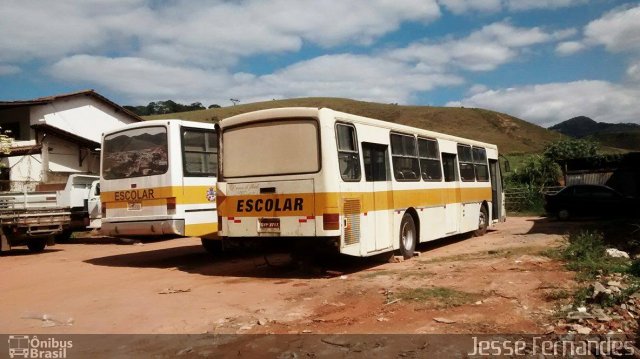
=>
[1,154,43,191]
[30,96,138,144]
[47,135,99,174]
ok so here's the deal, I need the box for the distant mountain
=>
[549,116,640,151]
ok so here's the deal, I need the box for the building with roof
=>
[0,90,142,191]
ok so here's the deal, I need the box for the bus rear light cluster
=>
[323,213,340,230]
[166,197,176,214]
[101,203,107,217]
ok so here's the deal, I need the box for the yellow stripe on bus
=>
[102,185,217,206]
[185,222,218,238]
[218,187,492,217]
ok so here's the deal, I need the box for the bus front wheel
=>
[398,213,416,259]
[473,206,488,237]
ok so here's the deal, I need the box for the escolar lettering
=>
[237,198,303,212]
[114,189,155,201]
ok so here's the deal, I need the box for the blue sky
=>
[1,0,639,127]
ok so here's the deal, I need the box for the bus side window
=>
[336,123,361,181]
[472,147,489,182]
[442,153,458,182]
[390,133,420,181]
[182,128,217,177]
[418,138,442,181]
[457,144,475,182]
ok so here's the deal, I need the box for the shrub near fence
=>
[504,185,564,213]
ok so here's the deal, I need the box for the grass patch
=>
[420,246,546,264]
[361,269,436,279]
[544,289,571,301]
[360,270,398,279]
[395,287,480,308]
[558,230,630,280]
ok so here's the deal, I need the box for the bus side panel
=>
[418,206,447,242]
[180,182,218,238]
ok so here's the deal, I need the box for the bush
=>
[560,231,629,279]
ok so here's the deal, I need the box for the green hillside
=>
[145,97,563,154]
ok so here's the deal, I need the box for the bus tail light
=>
[101,203,107,217]
[323,213,340,230]
[167,197,176,215]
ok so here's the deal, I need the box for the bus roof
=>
[220,107,498,150]
[101,118,216,137]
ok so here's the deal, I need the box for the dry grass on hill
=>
[145,97,563,154]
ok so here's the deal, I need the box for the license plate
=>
[258,217,280,232]
[127,202,142,211]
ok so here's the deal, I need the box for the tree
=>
[543,138,599,163]
[508,155,561,187]
[208,104,221,109]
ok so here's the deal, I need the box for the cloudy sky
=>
[1,0,638,127]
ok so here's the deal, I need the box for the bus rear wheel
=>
[398,213,416,259]
[473,206,488,237]
[201,238,223,255]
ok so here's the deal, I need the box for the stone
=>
[571,324,592,335]
[605,248,629,259]
[433,317,456,324]
[592,308,612,322]
[567,311,595,321]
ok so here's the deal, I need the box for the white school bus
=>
[100,120,218,239]
[216,107,505,258]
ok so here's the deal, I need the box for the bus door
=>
[489,159,503,221]
[362,142,393,252]
[442,153,461,234]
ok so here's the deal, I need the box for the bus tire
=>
[27,238,47,253]
[473,205,488,237]
[201,238,223,255]
[398,213,416,259]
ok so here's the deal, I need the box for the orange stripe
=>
[218,187,492,217]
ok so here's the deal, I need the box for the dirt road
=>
[0,217,579,334]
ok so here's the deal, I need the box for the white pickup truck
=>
[0,174,101,253]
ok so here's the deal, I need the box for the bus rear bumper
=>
[101,219,185,237]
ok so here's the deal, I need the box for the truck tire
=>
[27,238,47,253]
[55,229,73,243]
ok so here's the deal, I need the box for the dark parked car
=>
[544,184,638,220]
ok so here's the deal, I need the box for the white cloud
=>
[583,5,640,53]
[48,53,463,106]
[48,55,232,101]
[467,84,489,95]
[555,41,587,56]
[627,62,640,82]
[438,0,586,14]
[0,64,20,76]
[389,22,560,71]
[0,1,153,62]
[505,0,587,12]
[438,0,502,14]
[447,80,640,126]
[0,0,440,65]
